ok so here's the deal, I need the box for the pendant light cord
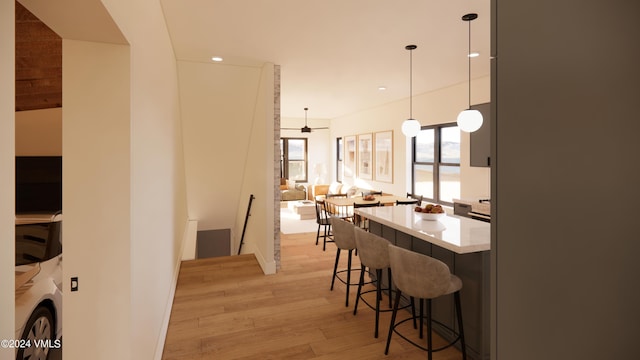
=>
[467,19,471,109]
[410,47,413,119]
[406,45,417,119]
[462,13,478,109]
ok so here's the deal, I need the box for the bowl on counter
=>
[415,211,446,221]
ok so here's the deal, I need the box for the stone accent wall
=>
[273,65,281,269]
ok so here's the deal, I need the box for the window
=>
[280,138,308,182]
[336,137,343,182]
[412,123,460,205]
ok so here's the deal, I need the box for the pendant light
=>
[457,13,483,133]
[401,45,421,137]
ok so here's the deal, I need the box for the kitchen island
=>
[354,205,490,360]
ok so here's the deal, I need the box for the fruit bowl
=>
[415,211,446,221]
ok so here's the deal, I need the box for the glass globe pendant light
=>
[457,13,483,133]
[401,45,421,137]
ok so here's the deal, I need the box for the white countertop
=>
[355,205,491,254]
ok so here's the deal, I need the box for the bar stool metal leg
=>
[375,268,382,338]
[353,265,366,315]
[384,288,402,355]
[330,248,341,291]
[455,291,467,359]
[346,249,353,307]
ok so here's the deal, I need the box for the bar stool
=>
[329,216,360,307]
[385,244,467,360]
[353,227,415,338]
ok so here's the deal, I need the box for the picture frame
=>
[374,130,393,183]
[343,135,357,180]
[357,133,373,180]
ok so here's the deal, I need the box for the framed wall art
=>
[357,133,373,180]
[343,135,357,180]
[374,130,393,183]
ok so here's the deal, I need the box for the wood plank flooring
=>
[162,231,464,359]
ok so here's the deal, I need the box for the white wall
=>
[178,60,276,272]
[15,1,190,359]
[62,39,132,359]
[0,1,15,357]
[330,76,491,200]
[281,116,332,185]
[234,63,277,273]
[107,1,190,357]
[15,108,62,156]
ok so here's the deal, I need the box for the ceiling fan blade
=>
[311,127,329,130]
[281,127,301,130]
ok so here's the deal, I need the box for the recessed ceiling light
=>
[468,52,480,58]
[211,56,223,62]
[378,86,387,91]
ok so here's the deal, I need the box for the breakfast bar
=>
[354,205,491,360]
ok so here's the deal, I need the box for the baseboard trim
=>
[241,241,276,275]
[154,219,195,360]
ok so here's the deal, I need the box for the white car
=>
[15,212,63,360]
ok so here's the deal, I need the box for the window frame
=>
[336,137,343,183]
[280,137,308,182]
[411,122,460,206]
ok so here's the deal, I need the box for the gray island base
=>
[355,206,490,360]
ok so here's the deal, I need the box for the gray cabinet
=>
[470,102,491,167]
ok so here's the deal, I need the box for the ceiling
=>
[15,0,491,120]
[159,0,491,120]
[15,1,62,111]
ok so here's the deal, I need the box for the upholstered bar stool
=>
[329,216,360,307]
[385,244,467,360]
[353,227,415,338]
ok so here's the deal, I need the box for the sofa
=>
[280,179,307,201]
[308,182,372,200]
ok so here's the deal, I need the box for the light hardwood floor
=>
[162,231,464,359]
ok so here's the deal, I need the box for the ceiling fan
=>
[282,107,329,133]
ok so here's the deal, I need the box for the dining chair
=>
[396,198,420,205]
[362,190,383,197]
[353,201,380,230]
[314,199,333,251]
[406,192,424,204]
[325,193,350,219]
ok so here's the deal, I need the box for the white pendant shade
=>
[457,109,483,132]
[401,119,421,137]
